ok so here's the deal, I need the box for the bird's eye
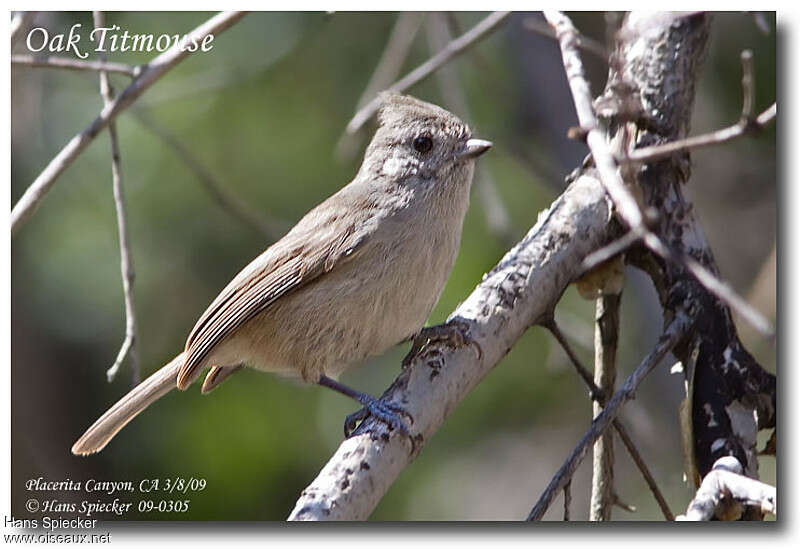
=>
[413,135,433,154]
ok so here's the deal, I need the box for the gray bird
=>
[72,92,492,455]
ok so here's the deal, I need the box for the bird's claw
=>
[344,397,412,439]
[402,320,482,368]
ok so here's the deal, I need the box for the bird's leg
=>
[402,319,482,368]
[318,376,412,438]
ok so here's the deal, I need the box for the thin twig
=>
[563,480,572,521]
[590,293,620,521]
[545,319,675,520]
[613,492,636,513]
[612,425,671,518]
[752,13,771,35]
[544,11,645,230]
[93,11,140,386]
[336,13,423,160]
[346,11,511,134]
[356,13,423,109]
[11,54,141,77]
[11,11,248,236]
[425,13,514,245]
[10,11,36,48]
[545,11,774,339]
[740,50,755,121]
[582,230,641,271]
[529,311,690,521]
[643,233,774,339]
[623,103,775,164]
[623,49,773,163]
[523,16,607,60]
[130,109,289,241]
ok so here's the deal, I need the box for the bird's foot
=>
[402,319,482,368]
[344,396,412,439]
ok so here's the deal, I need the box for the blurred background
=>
[11,12,776,521]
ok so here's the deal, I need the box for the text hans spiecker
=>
[26,23,215,59]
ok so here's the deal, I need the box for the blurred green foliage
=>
[11,12,775,521]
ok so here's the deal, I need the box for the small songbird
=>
[72,92,492,455]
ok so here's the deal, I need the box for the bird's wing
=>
[177,201,370,390]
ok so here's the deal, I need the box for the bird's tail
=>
[71,353,185,456]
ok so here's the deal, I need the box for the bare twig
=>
[644,235,774,339]
[11,54,141,77]
[752,12,771,35]
[93,12,140,386]
[10,11,36,48]
[345,11,511,134]
[624,49,774,164]
[544,11,645,231]
[740,242,776,343]
[545,11,774,339]
[336,13,423,161]
[11,11,248,236]
[523,16,607,60]
[563,480,572,521]
[677,456,776,520]
[623,102,775,164]
[528,310,690,521]
[130,109,289,241]
[356,13,423,110]
[613,493,636,513]
[590,293,620,521]
[546,319,675,521]
[612,423,672,519]
[585,224,775,341]
[425,13,514,245]
[582,230,641,271]
[740,50,755,121]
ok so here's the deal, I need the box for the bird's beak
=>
[457,138,493,160]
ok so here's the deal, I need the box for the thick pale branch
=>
[10,11,248,236]
[346,11,511,134]
[11,54,141,77]
[289,174,613,521]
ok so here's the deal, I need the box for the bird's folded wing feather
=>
[177,204,370,389]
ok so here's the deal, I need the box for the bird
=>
[72,92,492,456]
